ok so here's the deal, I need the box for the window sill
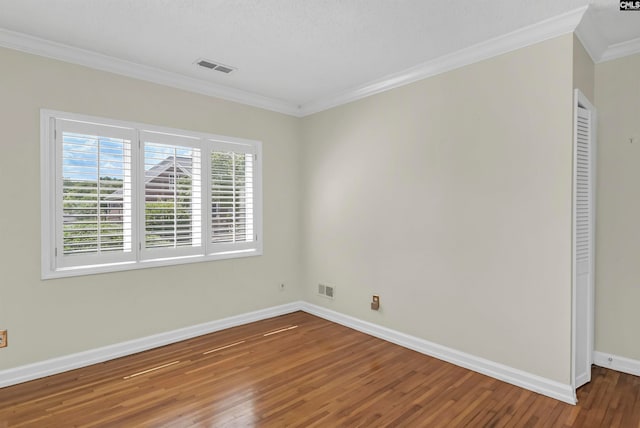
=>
[41,249,262,280]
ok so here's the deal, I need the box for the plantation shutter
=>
[140,131,202,259]
[210,142,257,252]
[55,119,136,268]
[44,111,262,277]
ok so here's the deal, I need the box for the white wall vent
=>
[195,59,236,74]
[318,283,335,299]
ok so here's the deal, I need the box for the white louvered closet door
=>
[573,92,596,391]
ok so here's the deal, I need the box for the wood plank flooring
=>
[0,311,639,427]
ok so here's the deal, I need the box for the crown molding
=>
[12,5,640,117]
[600,36,640,63]
[0,27,301,116]
[299,6,588,116]
[575,6,640,64]
[574,8,609,63]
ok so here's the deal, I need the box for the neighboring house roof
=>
[105,155,193,199]
[144,155,192,183]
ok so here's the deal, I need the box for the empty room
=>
[1,0,639,426]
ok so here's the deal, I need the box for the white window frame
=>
[41,109,263,279]
[139,131,204,261]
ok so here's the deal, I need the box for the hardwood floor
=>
[1,311,639,427]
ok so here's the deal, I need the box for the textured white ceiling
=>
[0,0,638,110]
[589,0,640,44]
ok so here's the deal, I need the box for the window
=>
[41,110,262,278]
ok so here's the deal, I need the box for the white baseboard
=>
[575,371,590,389]
[0,301,302,388]
[300,302,576,405]
[0,300,576,405]
[594,351,640,377]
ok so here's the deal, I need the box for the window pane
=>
[61,132,132,255]
[144,143,201,249]
[211,151,254,244]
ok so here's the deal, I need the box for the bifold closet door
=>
[573,90,596,390]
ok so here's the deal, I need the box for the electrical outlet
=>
[371,295,380,311]
[0,330,7,348]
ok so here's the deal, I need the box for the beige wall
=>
[573,35,595,102]
[0,33,589,386]
[0,47,302,370]
[301,35,575,383]
[594,53,640,360]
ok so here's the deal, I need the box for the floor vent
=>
[195,59,237,74]
[318,283,335,299]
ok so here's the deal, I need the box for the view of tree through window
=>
[61,133,131,255]
[211,151,253,244]
[144,143,201,249]
[45,111,262,277]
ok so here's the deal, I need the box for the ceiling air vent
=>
[195,58,236,74]
[214,65,234,74]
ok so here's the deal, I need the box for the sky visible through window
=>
[62,133,127,181]
[62,133,192,181]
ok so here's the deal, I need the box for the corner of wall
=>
[573,34,595,102]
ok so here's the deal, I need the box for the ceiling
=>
[0,1,638,116]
